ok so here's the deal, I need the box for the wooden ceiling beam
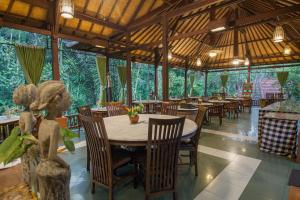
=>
[208,60,300,71]
[207,53,300,65]
[179,0,245,22]
[127,0,219,32]
[20,0,126,32]
[74,12,125,32]
[140,4,300,47]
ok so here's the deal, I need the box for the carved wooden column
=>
[51,36,60,80]
[162,14,169,101]
[154,48,159,97]
[126,33,132,106]
[204,69,208,97]
[184,59,188,98]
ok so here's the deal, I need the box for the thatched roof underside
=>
[0,0,300,70]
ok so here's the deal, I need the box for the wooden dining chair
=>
[79,114,133,200]
[241,98,252,113]
[161,101,178,116]
[136,117,185,200]
[224,101,239,118]
[179,106,207,176]
[0,121,18,144]
[106,102,126,117]
[207,104,223,125]
[77,105,93,171]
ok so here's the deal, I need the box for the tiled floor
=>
[58,107,300,200]
[1,107,298,199]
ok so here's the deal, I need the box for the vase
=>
[129,115,139,124]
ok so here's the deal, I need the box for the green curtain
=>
[117,66,127,103]
[220,74,229,88]
[277,71,289,87]
[189,74,195,96]
[15,45,45,85]
[96,56,107,106]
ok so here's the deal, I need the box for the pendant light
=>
[168,52,172,60]
[244,57,249,66]
[60,0,74,19]
[232,57,240,65]
[283,44,291,55]
[273,25,284,43]
[196,58,202,66]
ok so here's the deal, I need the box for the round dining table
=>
[103,114,197,146]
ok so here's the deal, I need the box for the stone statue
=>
[13,84,40,194]
[30,80,71,200]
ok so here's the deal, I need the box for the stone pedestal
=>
[21,144,40,193]
[36,160,70,200]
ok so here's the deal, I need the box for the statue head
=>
[13,84,37,109]
[31,81,71,113]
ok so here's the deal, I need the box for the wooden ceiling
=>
[0,0,300,70]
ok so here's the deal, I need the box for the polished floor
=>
[60,107,300,200]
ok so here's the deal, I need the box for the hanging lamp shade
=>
[196,58,202,66]
[283,44,291,55]
[244,57,250,66]
[60,0,74,19]
[273,25,284,43]
[168,52,172,60]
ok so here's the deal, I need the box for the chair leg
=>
[134,161,138,189]
[109,188,113,200]
[91,182,95,193]
[194,151,198,176]
[219,117,222,126]
[173,192,177,200]
[87,145,90,171]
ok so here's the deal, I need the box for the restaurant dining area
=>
[1,0,300,200]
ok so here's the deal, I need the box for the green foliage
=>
[220,74,229,88]
[0,126,38,165]
[125,104,144,117]
[277,71,289,87]
[60,128,79,153]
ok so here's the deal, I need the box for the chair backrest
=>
[77,105,92,117]
[106,102,125,117]
[78,114,113,187]
[242,99,252,107]
[146,117,185,195]
[161,102,178,116]
[266,93,275,99]
[192,106,207,145]
[225,101,239,109]
[208,105,223,116]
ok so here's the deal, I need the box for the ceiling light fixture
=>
[273,25,284,43]
[60,0,74,19]
[232,58,240,65]
[95,44,105,48]
[168,52,172,60]
[211,26,226,32]
[244,57,250,66]
[208,49,223,58]
[283,44,291,55]
[196,58,202,66]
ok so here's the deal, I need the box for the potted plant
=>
[125,104,144,124]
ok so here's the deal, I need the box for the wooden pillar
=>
[184,59,188,98]
[51,36,60,80]
[204,69,208,97]
[126,33,132,106]
[154,48,159,97]
[162,15,169,101]
[247,65,251,83]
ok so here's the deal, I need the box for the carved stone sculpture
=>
[31,80,71,200]
[13,84,40,193]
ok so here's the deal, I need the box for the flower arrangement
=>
[124,104,144,124]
